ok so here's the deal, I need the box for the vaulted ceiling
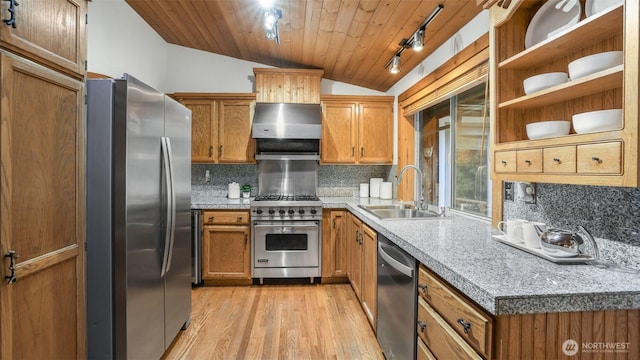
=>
[125,0,485,92]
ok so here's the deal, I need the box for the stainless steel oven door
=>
[253,220,320,269]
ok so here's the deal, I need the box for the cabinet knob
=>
[208,216,214,222]
[457,318,471,334]
[237,216,243,222]
[501,160,507,165]
[553,158,561,163]
[592,156,603,164]
[417,320,427,333]
[418,283,428,293]
[524,159,532,165]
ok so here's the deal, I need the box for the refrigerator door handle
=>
[160,136,176,277]
[165,137,177,273]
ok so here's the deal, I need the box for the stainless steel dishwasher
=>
[377,234,417,360]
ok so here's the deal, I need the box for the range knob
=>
[256,209,263,214]
[310,209,317,214]
[268,209,275,215]
[288,209,295,215]
[298,209,305,214]
[279,209,285,215]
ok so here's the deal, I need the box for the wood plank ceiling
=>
[125,0,484,92]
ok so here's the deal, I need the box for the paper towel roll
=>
[359,183,369,198]
[369,178,383,198]
[380,182,393,199]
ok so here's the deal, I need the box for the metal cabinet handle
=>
[209,145,213,158]
[524,160,532,165]
[4,250,18,284]
[457,318,471,334]
[208,216,214,222]
[418,283,428,293]
[553,158,561,163]
[3,0,18,28]
[219,145,223,156]
[351,147,355,157]
[360,147,364,157]
[592,156,602,164]
[501,160,507,165]
[417,320,427,333]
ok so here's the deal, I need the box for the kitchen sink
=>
[358,203,448,220]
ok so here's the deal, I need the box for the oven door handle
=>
[254,224,318,232]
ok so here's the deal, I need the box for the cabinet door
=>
[321,102,358,163]
[0,0,87,78]
[202,225,250,279]
[182,99,217,163]
[362,223,377,330]
[348,214,363,300]
[0,53,85,359]
[218,99,255,163]
[358,101,393,164]
[322,210,348,279]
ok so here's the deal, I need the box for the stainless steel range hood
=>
[252,103,322,139]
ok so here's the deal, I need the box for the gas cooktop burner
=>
[254,194,320,202]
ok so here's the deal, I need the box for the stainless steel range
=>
[250,103,323,281]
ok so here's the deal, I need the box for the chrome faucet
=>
[397,164,425,209]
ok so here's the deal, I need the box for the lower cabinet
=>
[202,210,251,283]
[347,212,377,330]
[417,264,492,359]
[322,209,349,282]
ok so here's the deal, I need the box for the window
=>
[418,82,491,217]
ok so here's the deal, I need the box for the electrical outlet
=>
[504,181,514,202]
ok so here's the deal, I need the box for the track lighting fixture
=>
[263,6,282,45]
[384,4,444,74]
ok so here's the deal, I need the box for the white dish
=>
[568,51,623,80]
[525,0,581,49]
[493,235,595,264]
[572,109,623,134]
[526,120,571,140]
[523,72,568,95]
[585,0,623,17]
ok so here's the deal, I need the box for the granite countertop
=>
[192,196,640,316]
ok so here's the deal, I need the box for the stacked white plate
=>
[572,109,623,134]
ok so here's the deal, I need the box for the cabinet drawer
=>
[543,146,576,173]
[494,151,516,173]
[202,211,249,225]
[417,297,481,360]
[516,149,542,173]
[418,266,492,358]
[417,336,436,360]
[577,142,622,174]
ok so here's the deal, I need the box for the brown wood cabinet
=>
[172,93,256,164]
[489,1,638,187]
[0,1,87,358]
[321,209,349,282]
[321,95,394,164]
[202,210,251,283]
[254,68,323,104]
[347,212,377,330]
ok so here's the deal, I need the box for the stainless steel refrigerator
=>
[86,74,192,359]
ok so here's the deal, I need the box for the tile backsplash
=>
[191,164,394,197]
[503,183,640,270]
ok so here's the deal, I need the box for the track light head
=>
[389,55,401,74]
[412,29,424,51]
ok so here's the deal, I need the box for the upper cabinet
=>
[172,93,256,164]
[254,68,323,104]
[0,0,87,79]
[321,95,394,164]
[490,0,638,187]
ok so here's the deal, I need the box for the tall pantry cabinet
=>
[0,1,87,359]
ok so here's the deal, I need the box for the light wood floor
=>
[163,284,385,360]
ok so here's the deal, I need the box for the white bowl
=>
[526,120,571,140]
[572,109,623,134]
[523,72,568,95]
[568,51,623,80]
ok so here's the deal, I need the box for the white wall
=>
[87,0,168,91]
